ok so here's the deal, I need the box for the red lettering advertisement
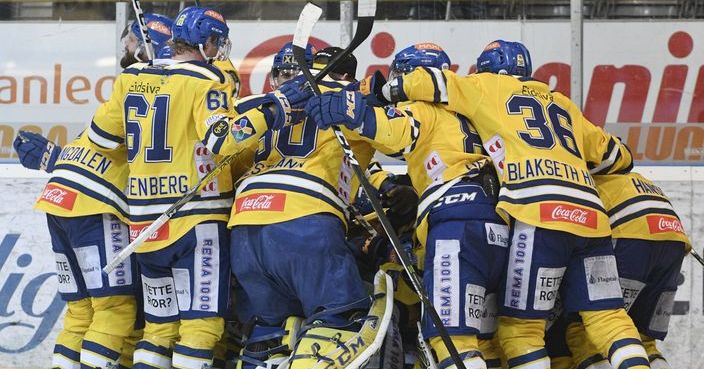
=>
[235,193,286,213]
[129,222,170,242]
[540,203,598,229]
[646,215,685,234]
[38,183,78,210]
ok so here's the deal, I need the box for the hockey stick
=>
[292,3,466,369]
[691,249,704,267]
[129,0,155,62]
[103,152,238,274]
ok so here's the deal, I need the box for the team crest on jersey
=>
[211,120,229,138]
[232,117,256,142]
[385,106,404,118]
[39,183,78,210]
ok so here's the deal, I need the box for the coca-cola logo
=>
[235,193,286,213]
[540,203,597,229]
[129,222,170,242]
[38,184,77,210]
[647,215,685,234]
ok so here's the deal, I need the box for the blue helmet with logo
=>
[390,43,451,79]
[270,42,315,89]
[129,13,173,59]
[172,6,231,62]
[476,40,532,77]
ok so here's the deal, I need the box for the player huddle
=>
[12,5,691,369]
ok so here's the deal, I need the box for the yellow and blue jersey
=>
[397,69,633,237]
[88,60,266,252]
[370,101,490,248]
[595,172,691,250]
[228,78,416,229]
[34,132,129,222]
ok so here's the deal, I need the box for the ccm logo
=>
[39,184,78,210]
[540,203,597,229]
[236,193,286,212]
[129,222,170,242]
[646,215,685,234]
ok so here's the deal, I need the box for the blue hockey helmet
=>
[389,43,451,80]
[476,40,532,77]
[270,41,315,89]
[128,13,174,59]
[172,6,231,62]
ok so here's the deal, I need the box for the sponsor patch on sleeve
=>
[232,117,256,143]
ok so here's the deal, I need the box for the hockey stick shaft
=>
[293,3,466,368]
[103,153,238,274]
[691,249,704,267]
[130,0,155,61]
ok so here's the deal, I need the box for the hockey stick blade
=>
[292,3,466,368]
[293,3,323,51]
[103,153,238,274]
[313,0,376,83]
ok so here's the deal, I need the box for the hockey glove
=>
[13,130,61,173]
[305,90,377,138]
[358,70,391,107]
[379,174,418,232]
[382,76,409,104]
[262,75,313,130]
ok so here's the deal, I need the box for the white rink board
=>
[0,174,703,368]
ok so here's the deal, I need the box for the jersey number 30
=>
[507,95,581,158]
[125,93,173,162]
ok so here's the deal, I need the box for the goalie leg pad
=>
[288,271,394,369]
[234,316,303,369]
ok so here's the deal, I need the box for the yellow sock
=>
[53,299,93,369]
[429,335,486,369]
[497,317,549,369]
[580,309,649,369]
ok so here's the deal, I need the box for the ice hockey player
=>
[11,12,176,369]
[313,46,359,82]
[120,13,174,68]
[373,39,651,369]
[305,42,507,369]
[220,45,401,368]
[85,6,262,369]
[563,172,691,369]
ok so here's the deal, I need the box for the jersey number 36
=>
[507,95,581,159]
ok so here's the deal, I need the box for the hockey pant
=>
[133,221,230,369]
[48,213,139,369]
